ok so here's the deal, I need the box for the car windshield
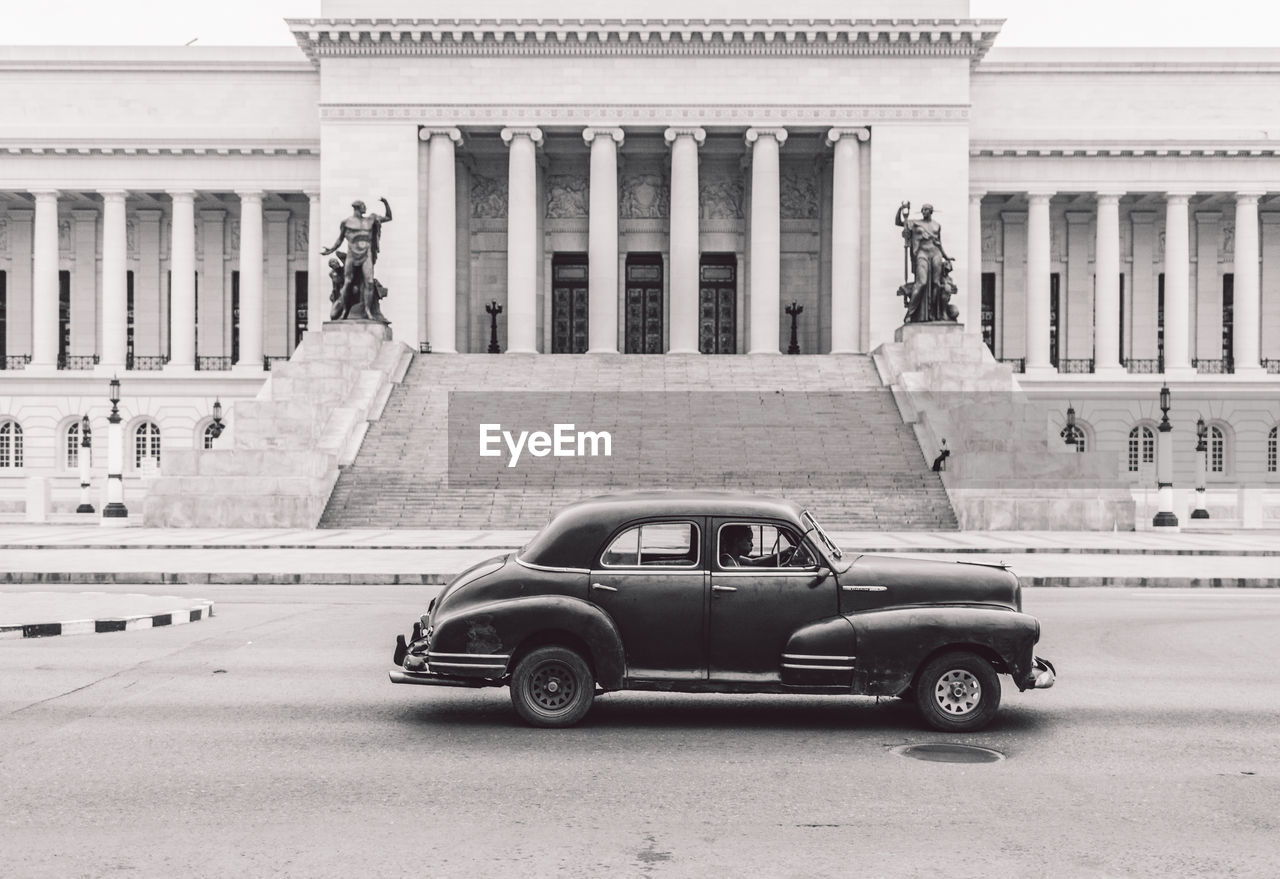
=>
[800,510,842,560]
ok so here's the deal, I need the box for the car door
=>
[589,519,707,683]
[707,519,837,683]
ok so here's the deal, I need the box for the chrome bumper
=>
[389,668,497,688]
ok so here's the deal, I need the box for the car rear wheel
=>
[510,646,595,728]
[915,650,1001,733]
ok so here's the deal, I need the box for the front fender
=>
[431,595,626,689]
[847,606,1040,697]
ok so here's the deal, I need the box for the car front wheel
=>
[510,646,595,728]
[915,651,1001,732]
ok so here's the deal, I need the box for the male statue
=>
[895,202,955,323]
[321,197,392,320]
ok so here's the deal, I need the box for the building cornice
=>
[0,141,320,157]
[287,18,1003,65]
[321,103,969,125]
[971,141,1280,159]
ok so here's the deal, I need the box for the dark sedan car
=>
[391,491,1055,731]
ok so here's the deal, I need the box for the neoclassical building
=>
[1,0,1279,523]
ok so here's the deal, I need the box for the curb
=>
[0,595,215,639]
[0,572,1278,588]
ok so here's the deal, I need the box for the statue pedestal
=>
[143,322,413,527]
[873,324,1136,531]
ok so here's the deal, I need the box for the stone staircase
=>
[321,354,958,530]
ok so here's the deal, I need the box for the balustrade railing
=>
[1264,359,1280,375]
[57,354,100,370]
[1193,357,1233,375]
[195,356,234,372]
[1057,358,1095,374]
[263,355,289,371]
[126,354,168,371]
[2,355,31,370]
[1122,358,1163,374]
[997,357,1025,373]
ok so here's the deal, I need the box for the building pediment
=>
[287,18,1003,65]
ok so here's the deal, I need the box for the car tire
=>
[510,646,595,728]
[914,650,1001,733]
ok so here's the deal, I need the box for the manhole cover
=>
[893,743,1005,764]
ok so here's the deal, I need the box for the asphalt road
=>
[2,584,1278,879]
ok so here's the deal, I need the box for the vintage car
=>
[391,491,1055,731]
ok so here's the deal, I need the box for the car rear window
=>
[601,522,699,567]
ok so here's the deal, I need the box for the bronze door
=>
[552,255,589,353]
[698,255,736,354]
[624,254,663,354]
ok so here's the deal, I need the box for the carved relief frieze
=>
[470,173,508,219]
[194,220,203,260]
[619,172,669,219]
[1221,221,1235,258]
[546,174,589,219]
[1157,228,1165,262]
[229,220,240,254]
[127,219,137,256]
[0,219,8,255]
[294,219,308,253]
[59,219,72,255]
[1120,218,1131,259]
[699,169,744,220]
[780,167,819,220]
[980,220,998,260]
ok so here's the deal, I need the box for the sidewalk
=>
[1,525,1277,637]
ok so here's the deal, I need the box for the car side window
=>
[601,522,699,568]
[718,522,817,570]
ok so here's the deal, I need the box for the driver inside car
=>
[719,524,805,568]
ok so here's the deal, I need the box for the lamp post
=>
[1060,403,1083,451]
[75,414,94,514]
[1191,416,1209,519]
[208,399,225,442]
[486,301,503,354]
[1152,384,1178,529]
[785,301,803,355]
[102,375,129,525]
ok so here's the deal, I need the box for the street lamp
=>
[1191,416,1210,519]
[486,301,503,354]
[1152,383,1178,529]
[1060,403,1083,451]
[75,414,94,514]
[102,375,129,525]
[208,398,225,441]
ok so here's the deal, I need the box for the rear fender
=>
[847,606,1039,697]
[431,595,626,689]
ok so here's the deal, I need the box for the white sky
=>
[3,0,1279,47]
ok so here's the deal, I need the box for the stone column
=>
[746,127,787,354]
[502,126,543,354]
[30,190,60,369]
[1094,193,1124,375]
[234,190,264,371]
[665,127,706,354]
[167,191,196,370]
[198,209,226,359]
[423,128,461,353]
[1163,192,1195,378]
[1024,191,1054,376]
[827,127,869,353]
[1233,191,1263,373]
[100,191,129,371]
[967,191,984,336]
[306,191,324,336]
[584,127,623,354]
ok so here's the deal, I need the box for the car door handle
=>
[842,585,887,592]
[712,584,737,593]
[591,582,618,592]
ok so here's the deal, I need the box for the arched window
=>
[1069,421,1091,454]
[1127,425,1155,473]
[1269,426,1277,474]
[1209,425,1226,474]
[134,421,161,471]
[65,420,81,469]
[202,422,220,450]
[0,420,22,469]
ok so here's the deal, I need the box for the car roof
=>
[519,490,806,569]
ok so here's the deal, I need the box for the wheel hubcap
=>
[934,669,981,716]
[529,662,575,711]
